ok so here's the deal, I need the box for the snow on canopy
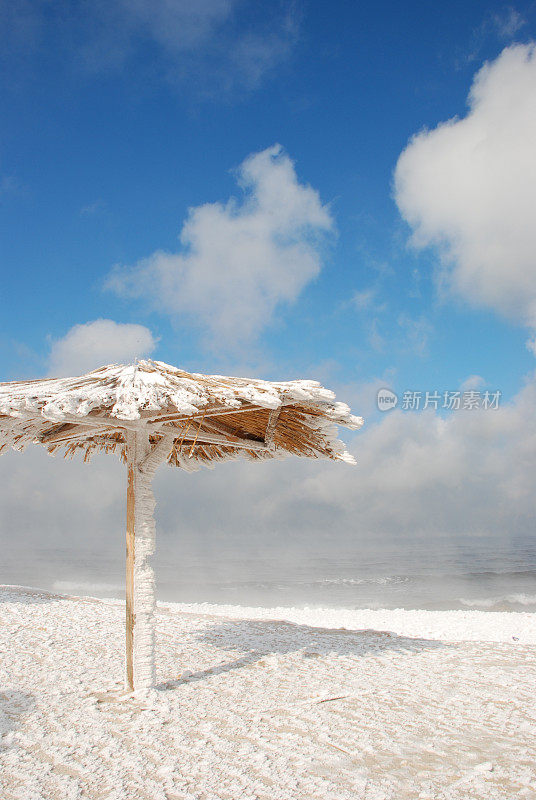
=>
[0,359,363,468]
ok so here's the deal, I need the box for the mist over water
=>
[153,537,536,611]
[3,534,535,612]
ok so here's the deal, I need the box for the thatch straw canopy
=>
[0,360,363,468]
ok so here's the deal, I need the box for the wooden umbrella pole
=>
[126,448,136,691]
[125,427,158,692]
[125,428,175,692]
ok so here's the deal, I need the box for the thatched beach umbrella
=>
[0,360,362,692]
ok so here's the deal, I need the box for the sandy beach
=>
[1,585,535,799]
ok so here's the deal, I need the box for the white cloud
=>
[106,145,333,350]
[278,375,536,537]
[526,336,536,356]
[491,7,526,39]
[0,0,298,97]
[352,288,377,312]
[459,8,528,69]
[80,199,105,217]
[48,319,157,377]
[121,0,234,53]
[460,374,485,391]
[394,44,536,329]
[396,314,432,357]
[368,319,385,352]
[110,0,298,94]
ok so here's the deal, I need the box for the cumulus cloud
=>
[106,145,333,349]
[48,319,157,377]
[394,44,536,331]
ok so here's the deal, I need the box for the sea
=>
[5,534,536,613]
[154,536,536,611]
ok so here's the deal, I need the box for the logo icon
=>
[377,388,398,411]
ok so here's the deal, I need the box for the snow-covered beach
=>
[1,585,535,799]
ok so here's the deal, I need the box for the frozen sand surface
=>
[167,600,536,643]
[1,586,535,799]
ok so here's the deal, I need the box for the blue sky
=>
[2,0,535,412]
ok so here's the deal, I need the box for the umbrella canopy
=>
[0,359,363,692]
[0,359,362,464]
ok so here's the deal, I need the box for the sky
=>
[1,1,536,596]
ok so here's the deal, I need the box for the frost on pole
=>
[0,360,363,693]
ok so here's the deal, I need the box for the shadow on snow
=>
[158,618,449,689]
